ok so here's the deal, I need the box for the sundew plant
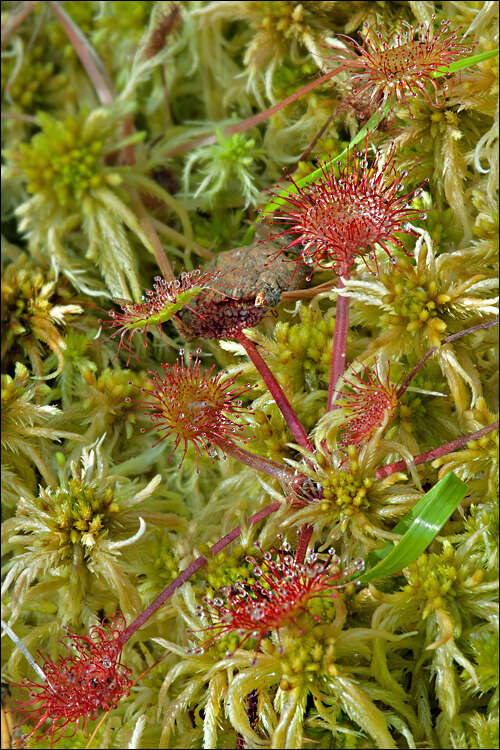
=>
[1,2,498,749]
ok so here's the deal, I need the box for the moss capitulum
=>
[406,545,484,620]
[278,628,338,689]
[319,454,373,522]
[38,479,119,547]
[382,270,450,335]
[13,114,117,207]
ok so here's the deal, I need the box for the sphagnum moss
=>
[1,2,498,749]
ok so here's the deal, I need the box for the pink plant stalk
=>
[235,331,313,451]
[190,540,364,656]
[295,523,314,565]
[218,440,297,484]
[375,421,499,479]
[331,18,473,116]
[16,614,132,747]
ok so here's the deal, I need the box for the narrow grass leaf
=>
[432,48,499,77]
[357,472,468,584]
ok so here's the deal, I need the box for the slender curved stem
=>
[375,422,499,479]
[397,318,499,397]
[129,190,175,281]
[164,66,346,159]
[327,274,351,411]
[218,440,296,484]
[47,1,115,106]
[120,501,282,644]
[236,332,313,451]
[1,1,40,49]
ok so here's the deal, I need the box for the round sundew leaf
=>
[356,472,469,584]
[101,270,222,363]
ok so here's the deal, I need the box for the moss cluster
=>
[14,113,111,206]
[39,479,119,547]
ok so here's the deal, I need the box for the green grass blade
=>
[259,48,498,219]
[432,48,499,77]
[356,472,468,584]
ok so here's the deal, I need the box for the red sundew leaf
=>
[335,363,403,448]
[15,614,132,748]
[189,540,364,658]
[331,18,473,116]
[263,142,427,278]
[98,269,222,364]
[136,350,254,468]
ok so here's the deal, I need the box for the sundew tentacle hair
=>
[331,17,473,116]
[189,538,364,658]
[334,362,403,449]
[135,350,254,467]
[15,614,132,747]
[264,142,427,278]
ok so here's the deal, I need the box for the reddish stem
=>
[295,524,314,565]
[129,191,175,281]
[287,108,340,177]
[327,274,351,411]
[397,318,499,397]
[217,439,296,484]
[236,332,313,451]
[164,66,346,159]
[1,1,40,49]
[47,1,115,106]
[375,421,499,479]
[120,501,282,644]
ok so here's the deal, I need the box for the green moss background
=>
[1,2,498,748]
